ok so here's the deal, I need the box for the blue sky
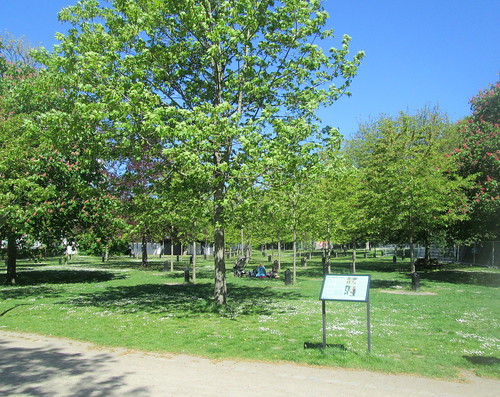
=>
[1,0,499,139]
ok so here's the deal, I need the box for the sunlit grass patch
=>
[0,253,498,379]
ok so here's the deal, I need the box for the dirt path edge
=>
[0,330,498,397]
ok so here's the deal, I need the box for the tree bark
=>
[5,233,17,285]
[170,239,174,272]
[292,228,297,284]
[204,231,208,260]
[192,240,197,282]
[141,234,148,267]
[213,177,227,305]
[327,240,332,274]
[213,225,226,305]
[410,232,415,273]
[326,223,332,274]
[240,228,244,257]
[277,239,282,271]
[351,240,356,274]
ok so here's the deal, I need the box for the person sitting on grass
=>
[269,266,279,278]
[255,264,267,278]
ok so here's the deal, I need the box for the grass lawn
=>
[0,251,499,380]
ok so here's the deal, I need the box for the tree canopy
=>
[345,108,472,271]
[451,80,500,241]
[0,32,120,284]
[45,0,364,303]
[5,2,495,292]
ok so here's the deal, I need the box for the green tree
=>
[452,81,500,241]
[107,153,166,266]
[0,33,118,284]
[159,174,213,282]
[252,185,293,270]
[315,162,369,273]
[307,135,357,273]
[260,121,335,283]
[346,108,472,272]
[47,0,363,304]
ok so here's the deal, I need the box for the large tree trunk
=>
[323,241,332,275]
[351,240,357,274]
[277,238,282,271]
[240,228,244,257]
[141,234,148,267]
[5,233,17,285]
[170,240,174,272]
[104,244,109,262]
[410,232,415,273]
[326,231,332,274]
[292,227,297,284]
[204,231,208,260]
[192,240,197,282]
[213,181,227,305]
[213,224,226,305]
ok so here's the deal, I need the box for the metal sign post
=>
[322,300,327,348]
[319,274,371,353]
[366,300,371,353]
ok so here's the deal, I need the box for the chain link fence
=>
[379,241,499,268]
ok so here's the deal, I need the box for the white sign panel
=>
[320,274,370,302]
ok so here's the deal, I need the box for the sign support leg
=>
[367,300,371,353]
[322,300,327,349]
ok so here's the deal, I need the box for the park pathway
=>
[0,330,498,396]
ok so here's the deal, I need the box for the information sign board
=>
[320,274,370,302]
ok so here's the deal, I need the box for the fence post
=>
[492,242,495,268]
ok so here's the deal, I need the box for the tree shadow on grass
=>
[94,258,201,272]
[303,342,347,351]
[97,261,166,272]
[420,270,500,288]
[229,283,304,315]
[0,270,127,301]
[0,286,64,301]
[8,262,50,269]
[370,279,407,289]
[10,269,127,286]
[161,268,215,280]
[62,282,304,318]
[0,340,148,396]
[94,260,220,280]
[463,355,500,365]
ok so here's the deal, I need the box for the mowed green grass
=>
[0,251,498,380]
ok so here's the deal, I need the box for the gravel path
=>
[1,330,498,396]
